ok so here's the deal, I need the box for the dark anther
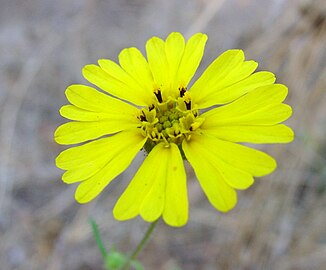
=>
[185,101,191,110]
[140,115,146,121]
[139,111,147,121]
[189,126,193,131]
[149,104,155,111]
[154,89,163,103]
[174,131,180,136]
[179,87,187,97]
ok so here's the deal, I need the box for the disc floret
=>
[138,90,204,150]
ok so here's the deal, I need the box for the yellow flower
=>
[55,32,294,227]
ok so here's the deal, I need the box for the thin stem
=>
[89,218,108,258]
[120,219,159,270]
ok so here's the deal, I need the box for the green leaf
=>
[105,251,127,269]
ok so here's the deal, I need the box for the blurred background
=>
[0,0,325,269]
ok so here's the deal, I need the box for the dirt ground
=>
[0,0,325,269]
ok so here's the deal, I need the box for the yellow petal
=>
[59,105,139,123]
[64,84,139,114]
[113,143,188,226]
[182,137,237,212]
[174,33,207,89]
[97,58,142,94]
[54,118,139,145]
[190,50,245,100]
[189,49,276,108]
[184,134,255,190]
[146,36,170,94]
[82,64,151,106]
[57,137,116,183]
[118,47,154,93]
[56,130,146,183]
[203,124,294,144]
[165,32,185,92]
[72,131,146,203]
[186,134,276,177]
[114,148,159,221]
[214,159,254,190]
[202,84,291,126]
[139,170,166,222]
[55,85,141,145]
[60,105,103,121]
[201,71,276,107]
[162,144,188,227]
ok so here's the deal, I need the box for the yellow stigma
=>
[138,89,204,152]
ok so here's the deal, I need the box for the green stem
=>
[89,218,108,258]
[120,219,159,270]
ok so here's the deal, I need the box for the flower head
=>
[55,32,294,227]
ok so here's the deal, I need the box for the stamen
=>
[139,111,147,121]
[138,97,204,145]
[179,87,187,97]
[183,91,192,110]
[154,89,163,103]
[185,101,191,110]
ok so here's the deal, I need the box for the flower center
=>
[138,89,204,152]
